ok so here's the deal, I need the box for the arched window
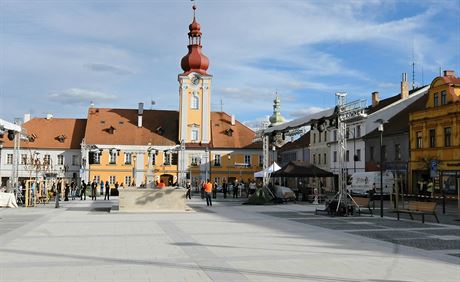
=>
[191,93,199,109]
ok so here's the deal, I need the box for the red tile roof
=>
[210,112,257,149]
[1,118,86,149]
[83,108,258,149]
[84,108,178,146]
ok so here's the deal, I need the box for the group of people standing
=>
[188,179,257,207]
[79,179,121,201]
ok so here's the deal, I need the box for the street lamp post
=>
[377,119,384,217]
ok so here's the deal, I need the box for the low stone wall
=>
[119,188,186,212]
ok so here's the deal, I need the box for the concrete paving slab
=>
[0,197,459,281]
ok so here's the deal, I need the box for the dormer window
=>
[56,134,66,143]
[28,133,37,142]
[105,126,115,134]
[156,126,164,135]
[225,128,233,136]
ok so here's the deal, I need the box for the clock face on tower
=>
[191,75,200,85]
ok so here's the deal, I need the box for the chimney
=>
[46,113,53,120]
[137,102,144,128]
[371,91,380,107]
[443,70,455,77]
[23,113,31,123]
[231,115,235,126]
[401,73,409,99]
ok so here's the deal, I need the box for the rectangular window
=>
[164,153,171,165]
[191,94,199,109]
[191,155,200,166]
[441,90,447,105]
[191,129,199,141]
[313,154,316,164]
[244,155,251,167]
[333,130,337,141]
[429,129,436,148]
[72,155,78,166]
[124,176,132,186]
[416,131,422,149]
[44,154,50,165]
[214,154,221,167]
[151,153,156,165]
[395,144,401,161]
[318,132,321,142]
[356,149,361,161]
[333,151,337,163]
[93,175,100,184]
[346,128,350,139]
[109,176,116,185]
[6,154,13,165]
[21,154,27,165]
[109,151,117,164]
[345,150,349,162]
[434,93,439,107]
[324,131,327,142]
[259,155,263,167]
[382,145,387,161]
[370,146,374,161]
[94,152,101,164]
[444,127,452,147]
[323,153,326,165]
[124,153,132,165]
[313,133,316,144]
[57,155,64,165]
[356,125,361,138]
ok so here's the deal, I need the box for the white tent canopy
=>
[254,162,281,178]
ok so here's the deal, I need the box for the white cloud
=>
[48,88,117,105]
[0,1,458,121]
[84,63,133,75]
[288,107,327,119]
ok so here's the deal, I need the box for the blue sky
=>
[1,0,459,129]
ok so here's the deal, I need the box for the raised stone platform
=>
[118,187,186,212]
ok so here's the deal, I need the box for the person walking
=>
[186,181,192,199]
[204,179,213,207]
[64,182,70,201]
[55,180,61,208]
[100,181,104,197]
[104,180,110,200]
[212,181,218,199]
[70,180,76,200]
[91,179,97,200]
[233,180,239,198]
[80,180,86,200]
[222,181,227,199]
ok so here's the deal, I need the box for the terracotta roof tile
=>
[84,108,178,146]
[1,118,86,149]
[210,112,257,149]
[84,109,258,149]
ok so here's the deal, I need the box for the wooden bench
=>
[352,197,373,216]
[396,201,439,223]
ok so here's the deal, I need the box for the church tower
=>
[178,5,212,144]
[269,94,285,127]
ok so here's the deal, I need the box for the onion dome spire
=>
[180,4,209,75]
[269,93,285,126]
